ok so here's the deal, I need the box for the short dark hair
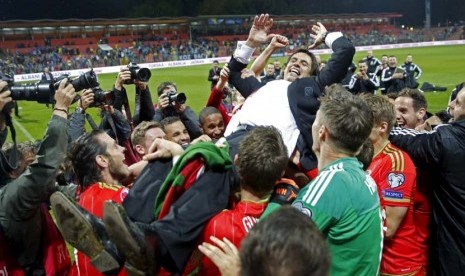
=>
[157,81,177,96]
[199,106,221,126]
[236,126,288,198]
[319,84,374,155]
[68,130,107,188]
[160,116,182,131]
[240,206,330,276]
[287,49,320,76]
[397,88,427,111]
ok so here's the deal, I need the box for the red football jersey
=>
[368,143,423,274]
[70,182,129,276]
[186,200,267,276]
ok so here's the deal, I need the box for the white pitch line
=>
[12,118,35,142]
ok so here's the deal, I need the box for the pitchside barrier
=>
[13,40,465,83]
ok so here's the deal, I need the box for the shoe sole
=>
[103,201,153,275]
[50,192,121,273]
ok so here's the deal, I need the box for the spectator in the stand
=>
[362,94,424,275]
[198,107,225,141]
[154,81,202,140]
[389,85,465,275]
[0,79,75,275]
[348,59,379,94]
[130,121,166,159]
[259,63,276,84]
[208,60,221,89]
[365,50,381,75]
[381,55,406,94]
[273,60,282,79]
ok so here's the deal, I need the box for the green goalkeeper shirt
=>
[293,157,383,276]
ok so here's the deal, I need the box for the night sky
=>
[0,0,463,27]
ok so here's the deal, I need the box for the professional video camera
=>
[124,62,151,84]
[166,91,186,105]
[0,70,99,104]
[89,87,115,108]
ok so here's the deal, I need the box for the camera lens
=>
[136,68,151,82]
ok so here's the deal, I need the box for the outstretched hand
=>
[308,22,328,50]
[246,14,275,48]
[198,236,240,276]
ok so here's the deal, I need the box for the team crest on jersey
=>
[120,188,129,202]
[387,172,405,188]
[292,201,312,219]
[304,87,314,97]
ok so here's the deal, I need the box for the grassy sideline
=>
[7,44,465,143]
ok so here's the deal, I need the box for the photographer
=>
[0,79,75,275]
[0,82,13,147]
[154,81,202,139]
[113,66,155,126]
[69,88,138,165]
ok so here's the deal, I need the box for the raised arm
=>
[250,35,289,77]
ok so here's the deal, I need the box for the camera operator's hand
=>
[0,81,13,112]
[101,104,115,115]
[134,80,147,90]
[173,102,186,114]
[78,89,94,111]
[115,68,131,90]
[54,78,76,118]
[157,91,170,111]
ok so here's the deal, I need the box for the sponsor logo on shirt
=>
[242,216,259,233]
[382,190,404,199]
[292,201,313,219]
[387,172,405,188]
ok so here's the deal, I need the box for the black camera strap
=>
[123,93,133,131]
[0,111,20,174]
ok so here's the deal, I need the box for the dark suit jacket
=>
[207,67,221,88]
[228,36,355,170]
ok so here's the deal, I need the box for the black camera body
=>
[0,70,99,104]
[125,62,151,84]
[1,74,55,104]
[166,91,186,105]
[54,69,99,92]
[90,87,115,107]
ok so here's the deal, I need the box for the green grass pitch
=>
[7,44,465,143]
